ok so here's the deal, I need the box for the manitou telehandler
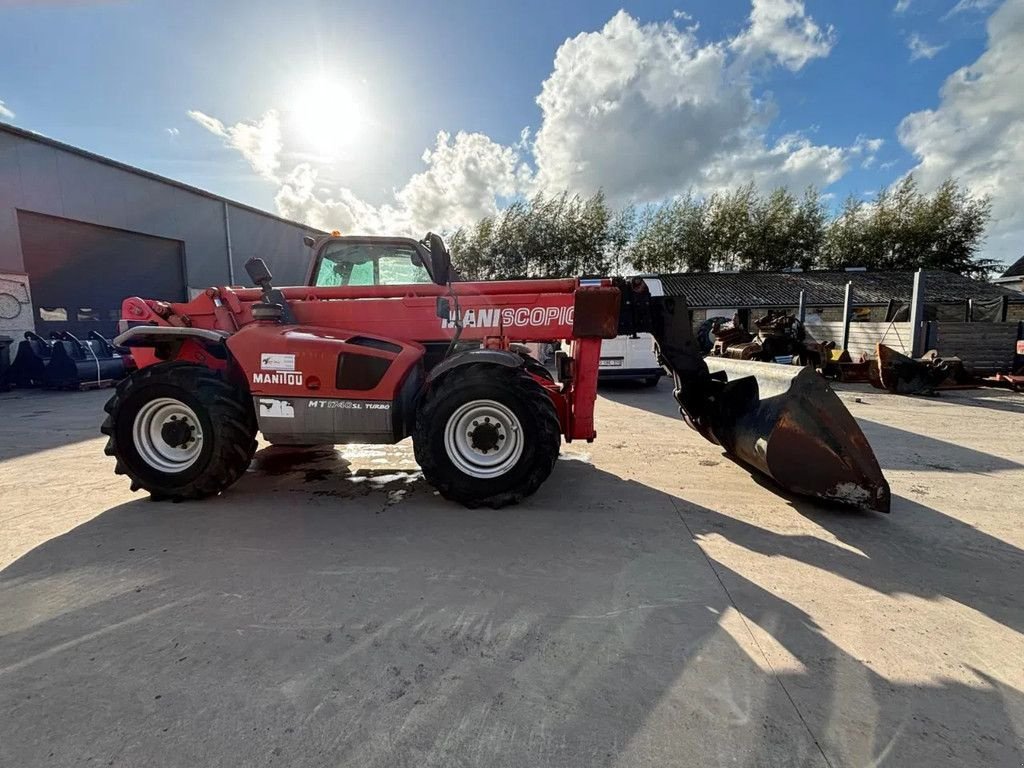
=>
[102,233,890,512]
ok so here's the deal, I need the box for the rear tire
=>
[101,362,257,500]
[413,364,560,508]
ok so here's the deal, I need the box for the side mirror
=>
[435,296,451,321]
[427,232,451,286]
[245,257,273,290]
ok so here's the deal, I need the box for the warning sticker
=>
[260,353,296,371]
[258,398,295,418]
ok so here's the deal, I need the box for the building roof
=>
[659,269,1024,308]
[0,121,326,234]
[1000,254,1024,278]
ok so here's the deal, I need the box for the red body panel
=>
[226,324,424,402]
[121,277,618,443]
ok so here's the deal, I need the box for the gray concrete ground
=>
[1,381,1022,767]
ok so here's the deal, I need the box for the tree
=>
[451,176,993,280]
[819,176,993,277]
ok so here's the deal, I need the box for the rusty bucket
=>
[700,358,891,512]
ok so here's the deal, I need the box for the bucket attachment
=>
[640,288,890,513]
[44,331,129,390]
[701,358,891,512]
[7,332,53,388]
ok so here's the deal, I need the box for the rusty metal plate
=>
[573,287,621,339]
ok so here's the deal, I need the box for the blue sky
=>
[1,0,1019,266]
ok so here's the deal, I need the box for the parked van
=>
[595,275,664,386]
[598,332,663,385]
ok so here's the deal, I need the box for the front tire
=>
[101,362,257,500]
[413,364,560,508]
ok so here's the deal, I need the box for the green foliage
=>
[819,177,994,278]
[449,191,634,280]
[448,177,993,280]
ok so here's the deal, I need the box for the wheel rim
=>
[443,399,524,479]
[131,397,204,473]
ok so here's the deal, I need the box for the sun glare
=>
[290,77,365,157]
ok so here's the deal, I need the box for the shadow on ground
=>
[0,388,109,462]
[1,448,1021,767]
[601,378,1024,473]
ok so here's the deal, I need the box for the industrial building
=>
[0,121,323,354]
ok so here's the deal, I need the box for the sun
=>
[290,77,366,157]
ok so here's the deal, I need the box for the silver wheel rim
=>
[131,397,204,473]
[443,399,523,479]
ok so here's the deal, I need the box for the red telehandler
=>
[102,233,889,512]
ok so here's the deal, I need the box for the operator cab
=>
[305,234,452,288]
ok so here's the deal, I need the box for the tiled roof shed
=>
[658,270,1024,309]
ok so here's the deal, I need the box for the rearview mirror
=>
[435,296,451,321]
[426,232,451,286]
[245,257,273,289]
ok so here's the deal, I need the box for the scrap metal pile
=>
[702,311,1001,398]
[708,311,829,367]
[870,344,968,396]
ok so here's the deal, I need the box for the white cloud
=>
[731,0,835,71]
[193,2,872,237]
[533,7,858,205]
[899,0,1024,266]
[274,131,530,235]
[944,0,998,18]
[894,0,913,13]
[187,109,282,182]
[700,133,882,192]
[908,33,946,61]
[0,100,14,120]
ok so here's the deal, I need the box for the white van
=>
[598,333,663,386]
[597,275,664,386]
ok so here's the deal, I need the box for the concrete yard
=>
[1,381,1022,767]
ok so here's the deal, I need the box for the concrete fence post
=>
[908,270,925,357]
[841,281,853,351]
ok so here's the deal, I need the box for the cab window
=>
[313,243,432,287]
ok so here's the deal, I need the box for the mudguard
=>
[424,348,523,386]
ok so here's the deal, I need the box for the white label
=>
[260,353,296,371]
[258,398,294,418]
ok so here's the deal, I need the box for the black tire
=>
[413,364,560,508]
[101,361,257,500]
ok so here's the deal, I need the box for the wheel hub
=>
[468,418,503,453]
[132,397,204,473]
[160,417,196,448]
[443,399,523,479]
